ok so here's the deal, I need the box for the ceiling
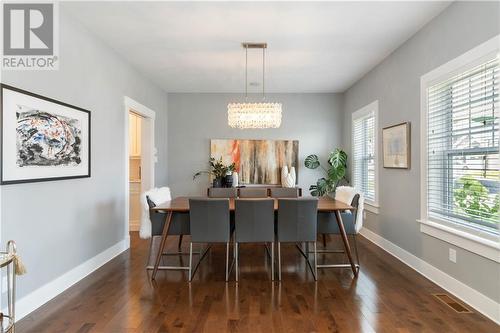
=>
[63,1,451,93]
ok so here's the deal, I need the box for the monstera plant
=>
[304,148,348,196]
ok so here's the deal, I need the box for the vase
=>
[232,171,239,187]
[290,167,296,186]
[213,178,222,188]
[281,166,288,186]
[281,166,296,188]
[224,174,233,188]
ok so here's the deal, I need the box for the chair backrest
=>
[147,195,190,236]
[234,199,275,243]
[348,193,362,232]
[335,186,364,232]
[270,187,300,198]
[146,195,165,236]
[238,187,268,198]
[208,187,237,198]
[189,198,230,243]
[350,193,360,206]
[277,198,318,242]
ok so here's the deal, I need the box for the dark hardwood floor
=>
[17,233,498,332]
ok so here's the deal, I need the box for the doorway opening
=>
[124,97,156,239]
[128,111,143,231]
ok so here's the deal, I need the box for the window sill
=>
[417,219,500,263]
[364,202,379,214]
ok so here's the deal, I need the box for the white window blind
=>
[352,110,376,203]
[427,57,499,232]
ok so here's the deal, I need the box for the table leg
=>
[152,211,173,280]
[334,210,358,277]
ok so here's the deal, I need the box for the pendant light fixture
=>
[227,42,282,129]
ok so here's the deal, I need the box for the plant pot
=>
[224,174,233,188]
[213,178,223,188]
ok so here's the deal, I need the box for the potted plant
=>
[304,148,348,196]
[193,157,236,188]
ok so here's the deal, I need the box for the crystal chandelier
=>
[228,43,282,129]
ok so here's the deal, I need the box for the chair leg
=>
[178,235,183,250]
[225,242,230,282]
[146,238,153,270]
[271,242,274,281]
[313,241,318,280]
[322,234,326,247]
[235,242,239,282]
[277,242,282,281]
[271,242,275,281]
[188,242,193,281]
[352,234,360,267]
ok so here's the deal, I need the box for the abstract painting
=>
[211,139,298,185]
[16,107,82,167]
[1,84,91,184]
[382,122,410,169]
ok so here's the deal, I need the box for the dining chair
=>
[208,187,238,198]
[270,187,300,198]
[146,196,191,270]
[188,198,232,281]
[276,198,319,280]
[317,186,363,270]
[234,199,275,281]
[238,187,268,198]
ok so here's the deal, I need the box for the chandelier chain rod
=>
[262,47,265,100]
[227,42,281,129]
[245,44,248,101]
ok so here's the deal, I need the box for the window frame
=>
[419,35,500,262]
[351,100,379,213]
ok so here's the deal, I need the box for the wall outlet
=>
[449,248,457,263]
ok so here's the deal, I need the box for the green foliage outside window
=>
[453,176,499,225]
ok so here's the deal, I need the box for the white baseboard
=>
[15,236,130,321]
[359,227,500,325]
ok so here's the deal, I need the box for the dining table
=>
[150,196,358,280]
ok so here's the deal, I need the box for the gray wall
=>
[342,1,500,301]
[0,8,167,299]
[167,93,343,196]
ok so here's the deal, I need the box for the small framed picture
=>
[382,122,410,169]
[1,84,91,184]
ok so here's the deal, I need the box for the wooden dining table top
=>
[152,196,354,212]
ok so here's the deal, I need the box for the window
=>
[422,37,499,238]
[352,101,378,207]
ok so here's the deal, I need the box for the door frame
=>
[124,96,156,239]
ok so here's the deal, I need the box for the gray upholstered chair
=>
[146,196,190,270]
[234,199,275,281]
[317,190,362,271]
[270,187,300,198]
[276,198,319,280]
[208,187,238,198]
[238,187,268,198]
[188,198,232,281]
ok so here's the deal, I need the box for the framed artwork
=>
[211,139,299,185]
[382,122,410,169]
[1,84,91,184]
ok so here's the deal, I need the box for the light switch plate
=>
[449,248,457,263]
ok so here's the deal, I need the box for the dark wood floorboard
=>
[16,232,498,333]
